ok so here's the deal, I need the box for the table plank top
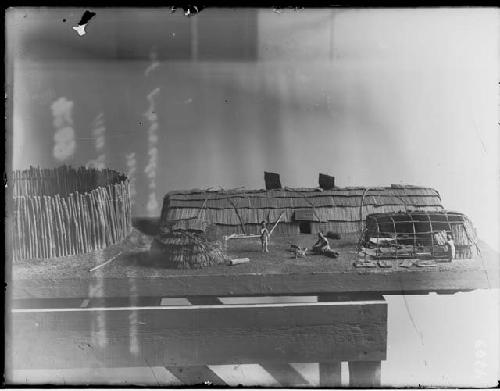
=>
[9,231,499,299]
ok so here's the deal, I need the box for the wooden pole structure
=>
[96,188,107,246]
[102,187,112,245]
[61,197,73,255]
[24,196,31,259]
[429,213,435,258]
[35,196,42,258]
[76,191,84,253]
[86,193,95,251]
[68,194,77,253]
[87,193,93,251]
[53,196,62,257]
[390,216,398,259]
[34,196,41,258]
[89,191,98,250]
[13,197,18,260]
[269,211,285,236]
[77,192,86,254]
[94,190,102,250]
[30,196,38,258]
[47,196,54,258]
[107,185,117,243]
[82,192,89,253]
[12,167,132,260]
[86,193,93,252]
[43,196,50,257]
[60,196,69,255]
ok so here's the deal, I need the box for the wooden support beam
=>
[348,360,381,387]
[12,301,387,369]
[319,361,341,387]
[261,363,310,387]
[165,366,226,386]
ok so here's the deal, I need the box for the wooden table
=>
[11,295,387,387]
[8,243,498,387]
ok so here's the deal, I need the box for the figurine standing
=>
[446,233,455,261]
[260,221,270,253]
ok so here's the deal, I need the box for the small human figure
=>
[446,233,455,261]
[260,221,270,253]
[312,232,331,254]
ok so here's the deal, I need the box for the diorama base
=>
[10,229,499,299]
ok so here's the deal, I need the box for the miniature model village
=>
[11,166,485,280]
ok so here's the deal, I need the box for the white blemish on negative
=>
[51,97,76,162]
[143,87,160,216]
[125,152,137,205]
[72,24,87,36]
[80,299,90,308]
[145,49,160,77]
[86,112,106,169]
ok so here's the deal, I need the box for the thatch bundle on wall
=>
[159,185,444,241]
[150,231,228,269]
[12,166,132,260]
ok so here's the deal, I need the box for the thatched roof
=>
[149,231,227,269]
[161,185,444,232]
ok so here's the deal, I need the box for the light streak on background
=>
[51,97,76,162]
[89,254,107,349]
[143,48,161,216]
[86,112,106,169]
[144,48,160,77]
[144,88,160,216]
[125,152,137,206]
[128,277,139,356]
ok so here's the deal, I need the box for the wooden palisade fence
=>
[12,166,132,260]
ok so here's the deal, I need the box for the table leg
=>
[348,361,381,387]
[319,361,341,387]
[260,363,309,387]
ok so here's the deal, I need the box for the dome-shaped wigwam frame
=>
[12,166,132,260]
[363,210,479,259]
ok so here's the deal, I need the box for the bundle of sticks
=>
[151,231,228,269]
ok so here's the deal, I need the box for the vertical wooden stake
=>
[56,195,66,256]
[44,196,50,257]
[47,196,55,258]
[61,197,72,255]
[30,196,38,258]
[52,197,60,257]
